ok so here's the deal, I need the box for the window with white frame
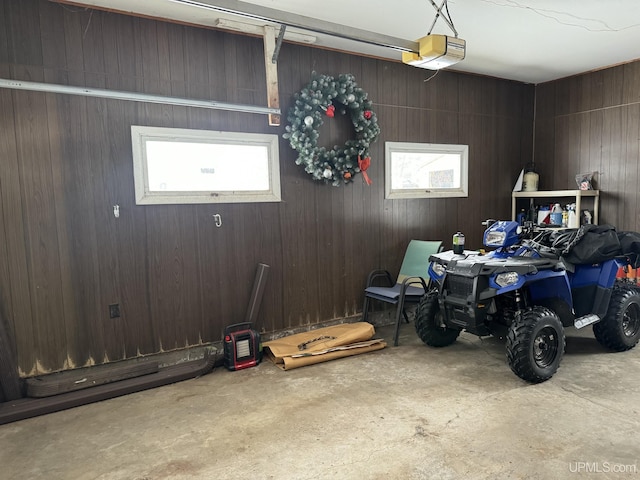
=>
[385,142,468,199]
[131,126,281,204]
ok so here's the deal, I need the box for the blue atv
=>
[416,220,640,383]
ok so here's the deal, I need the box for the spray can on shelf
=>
[453,232,465,254]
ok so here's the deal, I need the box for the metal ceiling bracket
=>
[427,0,458,37]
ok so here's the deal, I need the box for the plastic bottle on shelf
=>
[538,205,550,225]
[550,203,563,226]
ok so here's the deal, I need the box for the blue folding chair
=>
[362,240,443,346]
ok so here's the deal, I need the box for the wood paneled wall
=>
[0,0,534,376]
[534,62,640,230]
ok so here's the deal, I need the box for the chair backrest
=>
[396,240,443,284]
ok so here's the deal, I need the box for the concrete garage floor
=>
[1,322,639,480]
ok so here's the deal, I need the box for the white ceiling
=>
[67,0,640,84]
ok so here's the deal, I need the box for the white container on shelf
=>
[550,203,563,225]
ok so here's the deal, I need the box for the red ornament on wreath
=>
[326,105,335,118]
[364,110,372,120]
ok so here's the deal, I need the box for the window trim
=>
[131,125,281,205]
[384,141,469,199]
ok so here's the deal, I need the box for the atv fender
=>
[489,268,573,310]
[525,270,573,308]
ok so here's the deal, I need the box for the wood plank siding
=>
[1,0,533,375]
[535,64,640,231]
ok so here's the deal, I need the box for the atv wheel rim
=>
[533,327,559,368]
[622,303,640,338]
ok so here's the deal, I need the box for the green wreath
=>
[283,73,381,186]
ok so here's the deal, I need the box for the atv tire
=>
[414,291,461,347]
[593,285,640,351]
[506,307,565,383]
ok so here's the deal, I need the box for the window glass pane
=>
[385,142,468,199]
[390,152,461,190]
[131,126,281,204]
[146,141,270,192]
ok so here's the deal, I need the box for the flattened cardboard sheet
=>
[263,322,386,370]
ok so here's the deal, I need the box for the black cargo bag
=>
[562,224,621,265]
[617,230,640,268]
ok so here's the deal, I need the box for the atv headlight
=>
[431,262,446,277]
[495,272,519,287]
[484,231,506,247]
